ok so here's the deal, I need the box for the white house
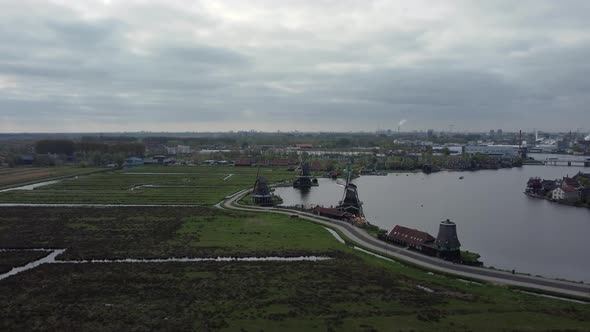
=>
[552,186,580,201]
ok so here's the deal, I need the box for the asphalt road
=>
[223,190,590,300]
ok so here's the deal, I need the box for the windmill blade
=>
[336,179,346,187]
[253,167,261,191]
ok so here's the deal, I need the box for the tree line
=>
[35,139,145,157]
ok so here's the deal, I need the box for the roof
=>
[310,161,322,170]
[313,207,350,218]
[270,159,291,166]
[561,186,578,193]
[563,177,579,186]
[387,225,435,246]
[234,158,253,166]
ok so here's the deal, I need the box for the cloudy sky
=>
[1,0,589,133]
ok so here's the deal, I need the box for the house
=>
[310,160,322,171]
[164,146,177,155]
[234,158,253,167]
[552,186,580,201]
[541,180,558,193]
[124,157,144,167]
[20,154,34,166]
[295,144,313,149]
[269,159,291,167]
[562,177,580,188]
[312,206,353,221]
[386,225,436,252]
[176,145,191,154]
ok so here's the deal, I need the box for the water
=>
[0,248,331,281]
[0,249,65,281]
[0,179,63,193]
[274,166,590,282]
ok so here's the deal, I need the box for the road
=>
[222,190,590,300]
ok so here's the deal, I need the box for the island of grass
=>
[0,206,588,331]
[0,166,107,190]
[0,165,294,205]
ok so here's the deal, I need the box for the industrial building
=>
[464,145,522,157]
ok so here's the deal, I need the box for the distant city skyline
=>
[1,1,590,133]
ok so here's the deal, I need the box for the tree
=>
[35,139,75,155]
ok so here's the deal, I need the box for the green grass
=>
[0,206,338,260]
[0,166,106,190]
[0,165,294,205]
[0,250,50,273]
[0,206,589,330]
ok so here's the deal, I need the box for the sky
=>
[1,0,589,133]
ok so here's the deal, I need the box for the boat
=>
[459,176,464,180]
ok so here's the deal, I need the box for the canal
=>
[274,165,590,282]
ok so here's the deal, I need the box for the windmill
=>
[292,154,313,188]
[251,167,273,205]
[336,160,364,219]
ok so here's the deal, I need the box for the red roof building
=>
[234,158,253,167]
[387,225,435,249]
[312,206,352,220]
[310,160,322,171]
[562,177,579,187]
[270,159,291,166]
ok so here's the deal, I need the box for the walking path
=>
[222,189,590,300]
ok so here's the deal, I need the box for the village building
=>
[234,158,254,167]
[561,176,580,189]
[124,157,144,167]
[552,186,581,201]
[541,179,559,193]
[312,206,353,221]
[176,145,191,154]
[385,219,462,261]
[310,160,322,171]
[386,225,436,254]
[271,159,291,166]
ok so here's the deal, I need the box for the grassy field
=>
[0,166,294,205]
[0,250,50,273]
[0,166,104,190]
[0,206,589,331]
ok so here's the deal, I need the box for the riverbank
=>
[524,192,590,209]
[223,189,590,300]
[4,206,590,330]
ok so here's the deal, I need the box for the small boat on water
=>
[459,176,464,180]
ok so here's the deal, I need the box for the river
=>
[274,165,590,282]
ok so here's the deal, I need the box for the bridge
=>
[541,158,590,167]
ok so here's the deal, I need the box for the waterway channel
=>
[274,165,590,282]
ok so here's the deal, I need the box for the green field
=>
[0,206,588,331]
[0,166,105,190]
[0,166,294,205]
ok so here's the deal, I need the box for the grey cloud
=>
[1,0,589,132]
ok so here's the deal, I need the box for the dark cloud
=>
[0,0,589,132]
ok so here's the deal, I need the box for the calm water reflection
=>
[274,166,590,282]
